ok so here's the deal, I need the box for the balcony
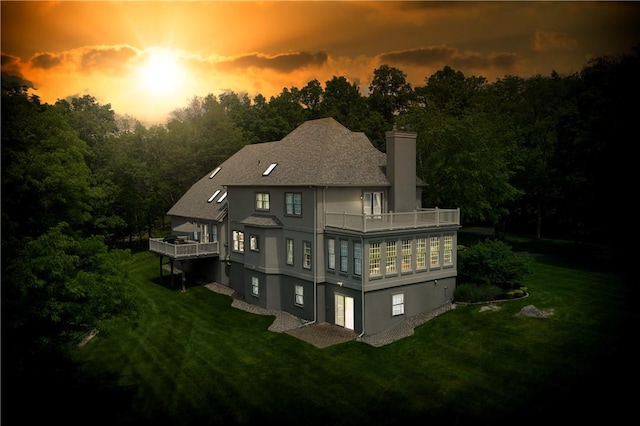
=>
[325,208,460,233]
[149,238,219,259]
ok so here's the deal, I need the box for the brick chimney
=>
[386,127,417,213]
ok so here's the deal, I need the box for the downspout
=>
[359,234,365,338]
[312,185,317,325]
[302,186,318,327]
[225,186,231,265]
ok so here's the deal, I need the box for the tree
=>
[300,79,324,118]
[367,64,414,126]
[402,67,520,227]
[2,93,95,242]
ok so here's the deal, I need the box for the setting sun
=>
[137,48,185,95]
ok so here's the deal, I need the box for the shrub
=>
[454,283,504,303]
[458,239,532,290]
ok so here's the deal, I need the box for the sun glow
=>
[137,48,185,95]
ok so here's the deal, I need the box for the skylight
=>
[262,163,277,176]
[209,167,221,178]
[217,191,227,203]
[207,189,221,203]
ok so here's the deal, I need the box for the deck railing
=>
[325,208,460,233]
[149,239,219,259]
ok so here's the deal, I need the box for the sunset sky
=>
[2,1,639,125]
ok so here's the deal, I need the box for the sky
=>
[2,1,639,126]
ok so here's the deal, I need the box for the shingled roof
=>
[168,117,397,220]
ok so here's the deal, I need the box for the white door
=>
[335,294,355,330]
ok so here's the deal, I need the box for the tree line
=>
[1,47,636,376]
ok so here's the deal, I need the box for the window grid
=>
[369,242,381,276]
[285,192,302,216]
[401,239,412,272]
[386,241,397,273]
[255,192,270,211]
[286,238,294,265]
[340,240,348,273]
[416,238,427,269]
[295,285,304,306]
[353,242,362,276]
[444,235,453,265]
[251,276,259,296]
[327,238,335,270]
[392,293,404,316]
[303,241,311,269]
[232,230,244,252]
[209,224,217,243]
[430,237,440,267]
[250,235,259,251]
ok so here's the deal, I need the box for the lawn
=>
[64,237,633,425]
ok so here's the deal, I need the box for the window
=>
[303,241,312,269]
[294,285,304,306]
[430,237,440,267]
[208,224,218,243]
[353,242,362,276]
[286,238,294,265]
[386,241,397,273]
[363,191,383,216]
[285,192,302,216]
[327,238,335,270]
[369,242,381,276]
[392,293,404,316]
[255,192,270,211]
[250,234,259,251]
[263,162,277,176]
[207,189,221,203]
[340,240,348,273]
[232,230,244,252]
[416,238,427,270]
[209,167,221,178]
[251,276,259,296]
[444,235,453,266]
[402,239,412,272]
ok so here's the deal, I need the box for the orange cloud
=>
[533,30,577,52]
[378,46,522,75]
[215,51,329,73]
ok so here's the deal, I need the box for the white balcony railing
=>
[325,208,460,233]
[149,238,219,259]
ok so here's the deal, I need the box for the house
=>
[149,117,460,336]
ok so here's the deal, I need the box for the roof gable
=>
[167,117,394,218]
[222,117,389,187]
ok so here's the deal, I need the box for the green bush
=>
[454,283,504,303]
[458,239,532,290]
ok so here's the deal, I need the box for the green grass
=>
[65,241,633,426]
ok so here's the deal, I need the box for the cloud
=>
[31,52,64,69]
[1,52,22,73]
[1,71,35,90]
[79,45,138,74]
[378,46,521,75]
[216,51,328,73]
[533,30,577,52]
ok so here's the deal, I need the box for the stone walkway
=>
[203,282,453,348]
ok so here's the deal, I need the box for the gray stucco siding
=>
[364,277,456,335]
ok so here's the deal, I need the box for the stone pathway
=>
[203,282,453,348]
